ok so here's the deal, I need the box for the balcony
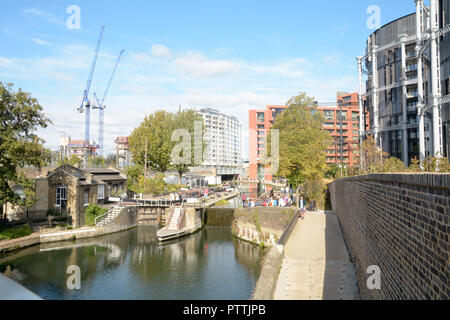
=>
[406,64,417,72]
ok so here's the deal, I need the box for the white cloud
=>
[173,52,240,77]
[23,8,65,27]
[150,44,171,58]
[32,37,52,46]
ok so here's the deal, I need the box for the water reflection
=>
[0,226,265,300]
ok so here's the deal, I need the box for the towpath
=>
[274,211,359,300]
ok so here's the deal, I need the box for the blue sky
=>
[0,0,416,157]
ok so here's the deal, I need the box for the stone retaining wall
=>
[231,208,296,247]
[329,173,449,300]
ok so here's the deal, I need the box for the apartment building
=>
[359,0,450,164]
[248,105,287,181]
[318,93,369,168]
[196,108,243,178]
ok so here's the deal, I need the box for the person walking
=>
[242,193,247,207]
[299,195,305,219]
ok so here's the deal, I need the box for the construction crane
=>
[77,25,105,164]
[93,49,125,157]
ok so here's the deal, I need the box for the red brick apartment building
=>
[317,93,369,168]
[248,93,368,181]
[249,105,287,181]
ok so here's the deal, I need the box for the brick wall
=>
[329,174,449,300]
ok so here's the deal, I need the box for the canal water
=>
[0,226,266,300]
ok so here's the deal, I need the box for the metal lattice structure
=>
[357,0,449,166]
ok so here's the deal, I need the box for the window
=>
[257,125,264,129]
[257,112,265,123]
[98,185,105,200]
[56,187,67,206]
[324,110,334,120]
[84,189,89,206]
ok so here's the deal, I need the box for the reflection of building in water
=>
[129,226,204,282]
[233,237,265,277]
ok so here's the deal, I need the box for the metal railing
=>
[94,200,123,226]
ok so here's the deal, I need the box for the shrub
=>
[85,205,108,226]
[303,177,326,209]
[0,225,32,240]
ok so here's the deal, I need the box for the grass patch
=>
[213,199,230,207]
[0,225,32,241]
[85,205,108,226]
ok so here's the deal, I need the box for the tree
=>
[128,108,205,182]
[359,135,386,173]
[171,109,204,184]
[0,83,51,219]
[358,135,407,174]
[57,155,82,167]
[271,93,331,189]
[129,110,174,173]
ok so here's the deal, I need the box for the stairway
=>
[96,203,124,228]
[167,208,181,231]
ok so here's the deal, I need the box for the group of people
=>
[169,192,183,202]
[241,190,293,208]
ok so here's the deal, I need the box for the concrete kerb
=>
[251,210,300,300]
[252,244,284,300]
[1,224,137,252]
[0,233,41,253]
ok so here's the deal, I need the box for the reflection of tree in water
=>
[0,226,267,299]
[128,226,204,282]
[0,230,133,298]
[232,237,266,278]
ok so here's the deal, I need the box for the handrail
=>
[95,208,112,226]
[94,200,123,226]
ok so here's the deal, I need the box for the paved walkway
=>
[274,211,359,300]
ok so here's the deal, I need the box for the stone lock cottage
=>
[4,164,127,228]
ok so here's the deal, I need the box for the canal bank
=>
[0,193,239,254]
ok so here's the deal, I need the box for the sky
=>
[0,0,416,159]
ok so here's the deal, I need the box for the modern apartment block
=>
[358,0,450,165]
[317,93,369,168]
[196,108,243,178]
[249,105,287,181]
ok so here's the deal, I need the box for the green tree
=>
[57,155,82,167]
[171,109,204,183]
[129,110,174,173]
[272,93,331,189]
[359,135,406,174]
[0,83,51,219]
[129,108,205,182]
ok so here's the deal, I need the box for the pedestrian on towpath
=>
[299,196,305,220]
